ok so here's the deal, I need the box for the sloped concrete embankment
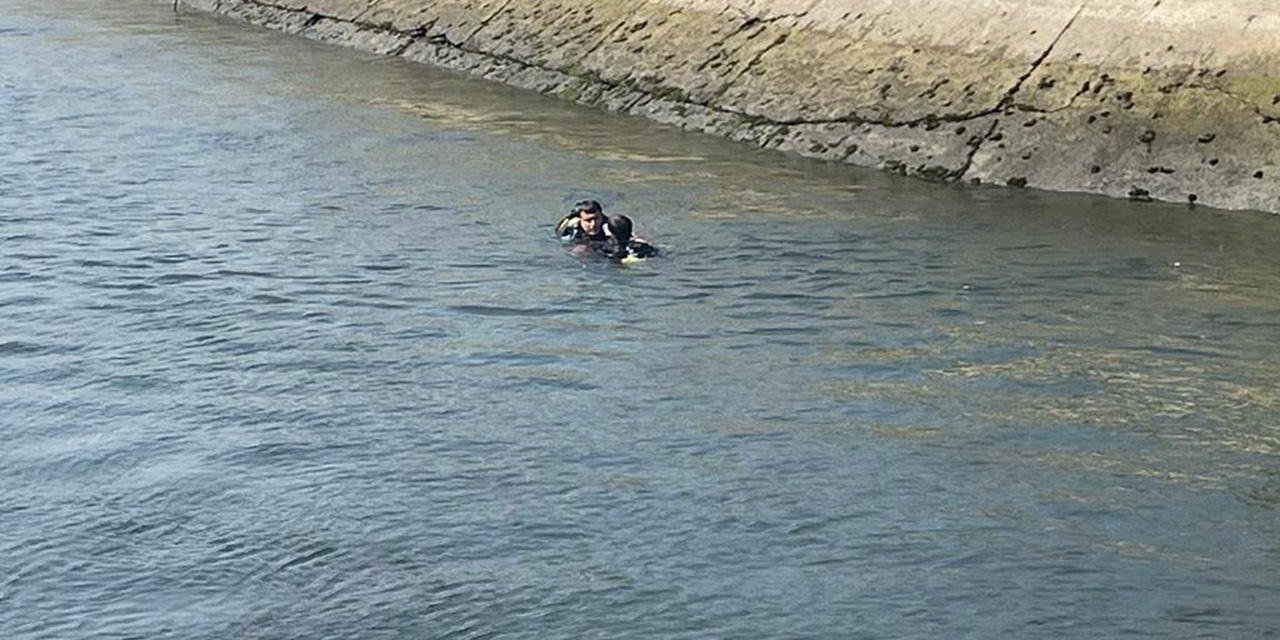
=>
[180,0,1280,214]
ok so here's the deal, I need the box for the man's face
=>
[579,212,603,235]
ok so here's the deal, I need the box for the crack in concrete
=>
[221,0,1026,138]
[1010,77,1097,116]
[1187,81,1280,123]
[723,0,818,27]
[948,4,1085,183]
[236,1,433,48]
[227,0,1085,136]
[742,105,1002,129]
[250,0,312,14]
[415,17,441,39]
[228,0,1278,181]
[173,0,1280,212]
[958,118,1001,181]
[994,3,1086,113]
[703,4,1090,135]
[172,0,1280,212]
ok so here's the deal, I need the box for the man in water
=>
[597,214,658,261]
[557,200,659,261]
[555,200,608,244]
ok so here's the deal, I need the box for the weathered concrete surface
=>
[177,0,1280,213]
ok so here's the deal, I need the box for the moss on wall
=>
[180,0,1280,213]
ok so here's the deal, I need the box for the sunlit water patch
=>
[1,1,1279,638]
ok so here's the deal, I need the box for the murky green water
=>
[2,2,1278,638]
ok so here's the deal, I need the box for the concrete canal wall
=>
[178,0,1280,213]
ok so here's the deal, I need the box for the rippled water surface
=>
[3,2,1280,638]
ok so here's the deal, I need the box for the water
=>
[2,2,1279,638]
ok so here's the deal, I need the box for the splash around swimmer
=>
[555,199,659,262]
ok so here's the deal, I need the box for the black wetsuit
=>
[597,236,659,261]
[626,238,658,258]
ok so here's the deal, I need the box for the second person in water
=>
[556,199,658,261]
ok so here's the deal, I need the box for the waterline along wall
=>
[178,0,1280,214]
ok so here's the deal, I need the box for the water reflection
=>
[2,2,1279,639]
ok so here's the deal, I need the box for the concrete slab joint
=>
[176,0,1280,214]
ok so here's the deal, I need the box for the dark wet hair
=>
[608,214,633,242]
[572,199,603,215]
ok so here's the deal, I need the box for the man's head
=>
[607,214,633,244]
[573,200,605,238]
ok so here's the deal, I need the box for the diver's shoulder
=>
[628,237,659,258]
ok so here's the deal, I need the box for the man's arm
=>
[555,214,580,238]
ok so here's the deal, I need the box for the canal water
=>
[2,1,1278,638]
